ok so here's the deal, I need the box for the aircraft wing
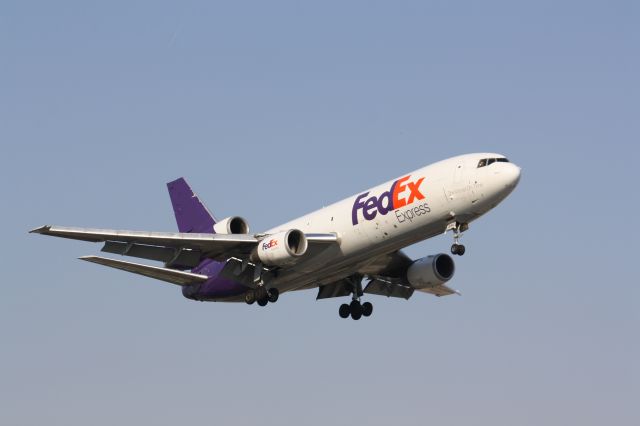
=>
[80,256,209,286]
[31,225,257,261]
[30,225,338,267]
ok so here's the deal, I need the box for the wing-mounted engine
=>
[213,216,250,234]
[255,229,308,266]
[406,253,455,289]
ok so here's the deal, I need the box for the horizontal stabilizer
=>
[79,256,209,286]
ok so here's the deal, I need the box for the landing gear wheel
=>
[339,304,350,319]
[362,302,373,317]
[451,244,466,256]
[267,288,279,303]
[244,291,256,305]
[350,300,362,320]
[257,297,268,307]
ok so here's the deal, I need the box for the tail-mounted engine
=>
[213,216,250,234]
[406,254,455,289]
[255,229,308,266]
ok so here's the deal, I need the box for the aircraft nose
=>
[504,163,522,188]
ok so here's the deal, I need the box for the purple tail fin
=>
[167,178,216,234]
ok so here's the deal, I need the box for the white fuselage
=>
[263,153,521,294]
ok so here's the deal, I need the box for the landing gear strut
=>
[450,222,468,256]
[338,276,373,320]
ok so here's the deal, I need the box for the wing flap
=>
[364,278,415,299]
[316,279,352,300]
[79,256,209,286]
[101,241,202,269]
[418,285,460,297]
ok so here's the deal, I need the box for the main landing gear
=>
[450,222,468,256]
[339,300,373,320]
[338,276,373,320]
[244,262,279,307]
[245,287,279,307]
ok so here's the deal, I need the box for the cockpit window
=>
[477,157,510,168]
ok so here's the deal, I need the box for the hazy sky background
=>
[2,1,638,425]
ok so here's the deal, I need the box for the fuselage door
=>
[446,162,470,203]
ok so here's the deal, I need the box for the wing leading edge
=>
[31,225,339,266]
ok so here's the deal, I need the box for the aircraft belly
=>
[272,220,448,294]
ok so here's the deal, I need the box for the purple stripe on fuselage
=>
[189,259,246,298]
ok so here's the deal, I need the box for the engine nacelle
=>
[213,216,250,234]
[406,254,455,289]
[256,229,308,266]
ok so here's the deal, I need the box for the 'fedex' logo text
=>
[262,239,278,250]
[351,175,425,225]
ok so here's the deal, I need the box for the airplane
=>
[30,153,521,320]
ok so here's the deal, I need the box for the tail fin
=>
[167,178,216,234]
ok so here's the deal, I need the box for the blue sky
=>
[1,1,638,425]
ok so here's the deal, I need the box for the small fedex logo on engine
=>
[262,239,278,250]
[351,175,428,225]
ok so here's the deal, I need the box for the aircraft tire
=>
[339,304,350,318]
[267,288,279,303]
[244,291,256,305]
[451,244,466,256]
[350,300,362,320]
[362,302,373,317]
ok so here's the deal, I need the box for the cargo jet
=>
[31,153,521,320]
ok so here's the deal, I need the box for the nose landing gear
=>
[449,222,468,256]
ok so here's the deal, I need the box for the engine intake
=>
[256,229,308,266]
[406,254,455,289]
[213,216,250,234]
